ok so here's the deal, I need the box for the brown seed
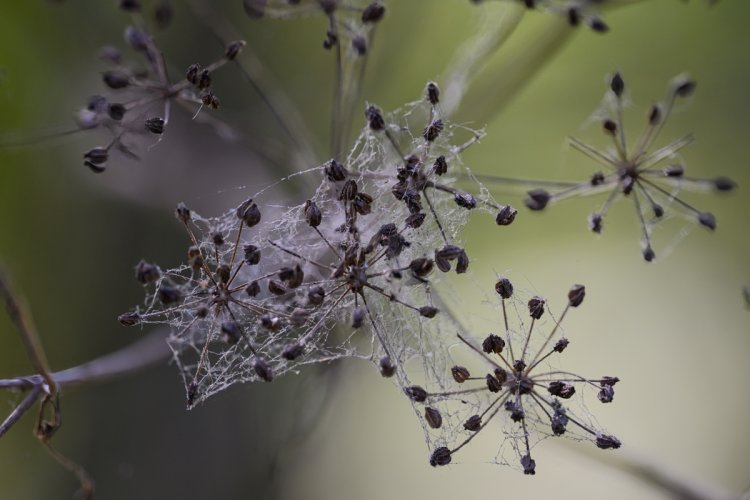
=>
[425,407,442,429]
[451,366,470,383]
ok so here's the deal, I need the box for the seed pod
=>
[430,447,451,467]
[426,82,440,105]
[145,117,165,134]
[405,213,426,228]
[308,286,325,305]
[610,72,625,97]
[513,359,527,372]
[548,381,576,399]
[187,245,203,270]
[432,155,447,175]
[521,454,536,475]
[324,159,348,181]
[225,40,246,60]
[102,70,130,89]
[553,338,569,353]
[237,199,262,226]
[365,105,385,131]
[268,280,286,296]
[713,177,736,192]
[253,358,274,382]
[505,400,525,422]
[456,249,469,274]
[351,307,365,328]
[289,308,309,327]
[221,320,242,345]
[84,147,109,166]
[197,69,211,89]
[304,200,322,227]
[424,407,442,429]
[464,415,481,432]
[423,119,443,142]
[494,367,507,385]
[495,205,517,226]
[157,285,181,304]
[643,245,655,262]
[528,296,546,319]
[451,366,470,383]
[246,281,260,297]
[282,342,305,360]
[601,376,620,386]
[482,334,505,355]
[648,104,662,125]
[175,202,191,223]
[211,232,225,246]
[107,103,126,120]
[125,26,150,52]
[495,278,513,299]
[674,77,697,98]
[135,260,160,284]
[186,64,200,84]
[454,192,476,209]
[419,306,438,318]
[405,386,428,403]
[598,385,615,403]
[589,213,603,233]
[379,355,395,378]
[568,284,586,307]
[525,189,550,211]
[351,36,367,56]
[588,17,609,33]
[603,119,617,135]
[595,434,621,450]
[697,212,716,230]
[243,244,261,265]
[551,406,568,436]
[409,258,433,277]
[486,374,502,393]
[361,2,385,23]
[590,172,606,185]
[339,179,358,201]
[118,311,141,326]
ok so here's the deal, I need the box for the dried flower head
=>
[524,72,736,261]
[408,279,620,473]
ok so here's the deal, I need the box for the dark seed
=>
[495,205,517,226]
[118,311,141,326]
[246,281,260,297]
[135,260,160,284]
[486,374,502,393]
[598,385,615,403]
[525,189,550,211]
[365,105,385,131]
[697,212,716,230]
[451,366,470,383]
[528,296,546,319]
[548,381,576,399]
[237,199,262,227]
[243,244,261,265]
[225,40,246,60]
[157,285,181,304]
[425,407,442,429]
[464,415,481,432]
[432,155,447,175]
[426,81,440,105]
[495,277,513,299]
[482,334,505,355]
[596,434,621,450]
[282,342,305,360]
[568,284,586,307]
[610,72,625,97]
[405,386,428,403]
[419,306,438,318]
[145,117,165,134]
[430,447,451,467]
[553,338,570,353]
[379,355,395,378]
[254,358,273,382]
[521,454,536,475]
[361,2,385,23]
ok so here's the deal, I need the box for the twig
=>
[0,384,43,438]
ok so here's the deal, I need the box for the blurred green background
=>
[0,1,748,499]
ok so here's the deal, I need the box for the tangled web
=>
[120,82,515,408]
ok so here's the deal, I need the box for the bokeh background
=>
[0,1,748,499]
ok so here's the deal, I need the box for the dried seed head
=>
[135,260,160,284]
[243,244,261,265]
[524,189,550,211]
[378,355,396,378]
[187,246,203,270]
[568,284,586,307]
[107,103,126,121]
[430,447,452,467]
[425,407,442,429]
[527,296,546,319]
[145,117,165,134]
[365,105,385,131]
[610,72,625,97]
[405,385,428,403]
[362,2,385,23]
[118,311,141,326]
[595,434,621,450]
[495,205,517,226]
[451,365,470,383]
[225,40,246,60]
[253,358,273,382]
[304,200,322,227]
[186,64,200,84]
[482,334,505,355]
[495,278,513,299]
[548,381,576,399]
[513,359,527,372]
[464,415,482,432]
[237,199,262,227]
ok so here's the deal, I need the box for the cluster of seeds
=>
[402,278,620,474]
